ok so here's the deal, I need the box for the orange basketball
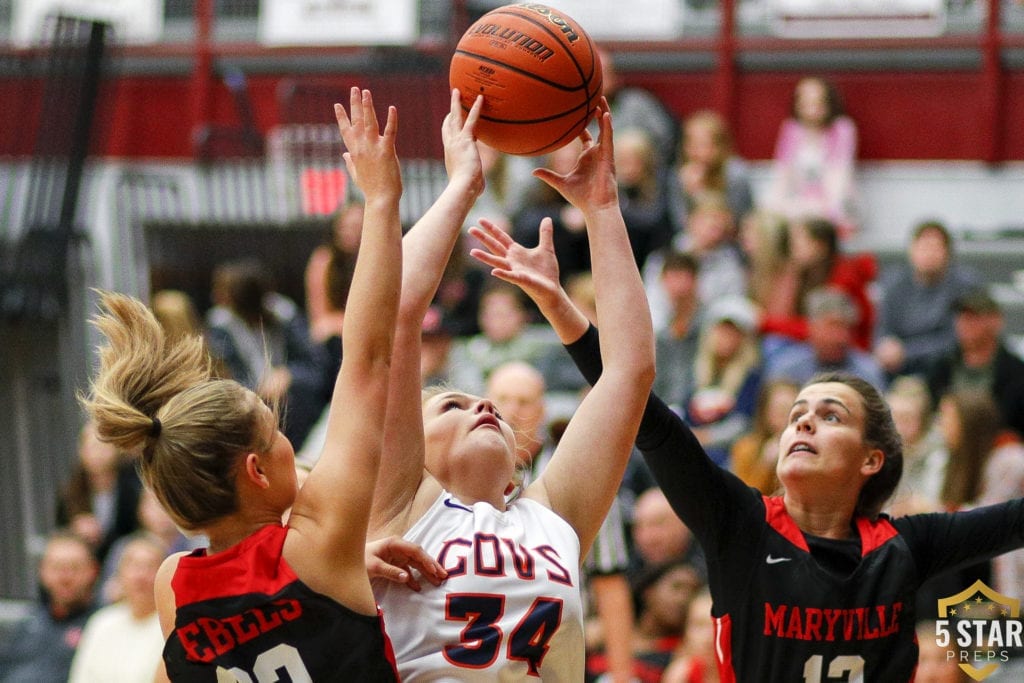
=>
[450,3,602,156]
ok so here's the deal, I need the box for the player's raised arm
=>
[368,90,484,538]
[470,216,589,344]
[284,87,402,607]
[494,104,654,554]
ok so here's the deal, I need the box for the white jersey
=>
[374,491,584,682]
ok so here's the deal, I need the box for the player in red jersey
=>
[471,216,1024,682]
[81,88,434,682]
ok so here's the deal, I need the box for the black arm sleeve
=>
[565,325,763,555]
[894,499,1024,580]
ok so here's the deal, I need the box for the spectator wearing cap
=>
[874,220,983,379]
[680,294,763,468]
[925,287,1024,438]
[764,285,887,389]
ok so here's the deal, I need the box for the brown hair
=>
[807,372,903,518]
[80,291,272,532]
[912,219,952,248]
[791,76,846,125]
[794,217,840,311]
[211,258,275,326]
[939,389,1003,508]
[661,249,700,276]
[751,379,801,442]
[325,250,356,313]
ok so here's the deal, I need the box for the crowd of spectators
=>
[5,65,1024,682]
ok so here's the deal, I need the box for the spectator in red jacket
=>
[758,217,876,355]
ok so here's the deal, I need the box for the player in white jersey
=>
[373,490,584,680]
[368,92,655,682]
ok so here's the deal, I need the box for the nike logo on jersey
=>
[444,498,473,512]
[766,555,792,564]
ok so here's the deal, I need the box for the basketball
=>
[449,3,602,156]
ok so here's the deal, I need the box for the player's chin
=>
[775,460,814,484]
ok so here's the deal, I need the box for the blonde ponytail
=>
[81,291,268,531]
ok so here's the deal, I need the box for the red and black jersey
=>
[163,524,398,682]
[566,325,1024,682]
[713,497,919,681]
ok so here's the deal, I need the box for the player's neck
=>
[783,493,857,540]
[203,515,280,555]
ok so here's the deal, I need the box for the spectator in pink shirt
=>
[762,76,859,239]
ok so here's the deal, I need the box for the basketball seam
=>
[453,5,602,155]
[485,8,591,84]
[522,126,585,156]
[476,98,592,125]
[453,50,585,93]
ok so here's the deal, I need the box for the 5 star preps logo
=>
[935,580,1023,681]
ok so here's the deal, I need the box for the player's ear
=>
[242,453,271,489]
[861,448,884,477]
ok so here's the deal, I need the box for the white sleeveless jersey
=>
[374,492,584,681]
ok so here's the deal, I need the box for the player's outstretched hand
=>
[533,97,617,213]
[334,87,402,201]
[469,217,564,312]
[365,536,447,592]
[442,89,485,197]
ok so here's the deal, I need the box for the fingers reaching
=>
[332,88,401,198]
[537,216,555,252]
[366,537,447,592]
[448,89,483,134]
[464,94,483,136]
[595,97,613,156]
[361,89,379,135]
[383,105,398,140]
[469,216,561,299]
[348,86,362,129]
[336,87,394,140]
[470,218,513,254]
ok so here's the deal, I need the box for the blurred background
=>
[1,0,1023,608]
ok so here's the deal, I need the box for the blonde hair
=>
[742,209,790,308]
[690,189,731,216]
[80,291,271,531]
[565,272,596,323]
[886,375,932,419]
[150,289,202,344]
[692,320,760,400]
[681,110,733,190]
[615,127,659,201]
